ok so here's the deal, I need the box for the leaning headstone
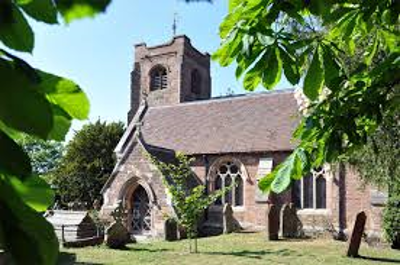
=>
[105,221,133,249]
[223,203,235,234]
[347,211,367,257]
[165,218,178,241]
[105,201,133,249]
[281,203,301,238]
[267,204,280,240]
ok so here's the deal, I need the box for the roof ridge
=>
[148,88,295,110]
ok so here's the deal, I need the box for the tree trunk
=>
[188,231,192,253]
[194,234,198,253]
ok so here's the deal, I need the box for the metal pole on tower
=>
[172,0,178,36]
[172,12,177,36]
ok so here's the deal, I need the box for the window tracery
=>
[214,161,244,207]
[292,167,327,209]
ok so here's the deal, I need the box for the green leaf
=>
[304,46,324,100]
[243,59,263,91]
[48,105,73,141]
[364,34,378,66]
[228,0,241,12]
[214,34,242,67]
[39,71,90,120]
[0,129,32,178]
[55,0,111,23]
[9,175,54,212]
[291,148,308,180]
[321,44,340,88]
[0,48,40,83]
[0,176,58,265]
[258,166,279,193]
[0,3,34,52]
[257,33,274,47]
[260,148,309,193]
[279,47,300,85]
[219,9,242,39]
[18,0,58,24]
[0,120,23,140]
[271,164,292,193]
[0,58,53,139]
[262,46,282,90]
[280,1,304,25]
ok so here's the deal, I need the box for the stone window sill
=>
[232,206,245,212]
[297,209,330,215]
[208,205,245,212]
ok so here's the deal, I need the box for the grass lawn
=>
[59,232,400,265]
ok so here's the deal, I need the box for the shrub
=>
[384,195,400,249]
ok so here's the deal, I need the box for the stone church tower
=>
[128,35,212,121]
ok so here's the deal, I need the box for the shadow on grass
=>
[203,249,299,259]
[277,237,313,242]
[58,252,103,265]
[358,255,400,264]
[132,247,170,253]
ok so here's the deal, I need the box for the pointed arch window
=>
[213,161,244,207]
[291,167,327,209]
[150,65,168,91]
[316,176,326,209]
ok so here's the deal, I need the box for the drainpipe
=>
[203,155,209,220]
[338,162,347,240]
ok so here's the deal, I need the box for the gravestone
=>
[105,222,132,249]
[281,203,301,238]
[347,211,367,257]
[223,203,235,234]
[105,201,133,249]
[165,218,178,241]
[267,204,280,240]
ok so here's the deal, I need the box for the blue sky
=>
[17,0,291,140]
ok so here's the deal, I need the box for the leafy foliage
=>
[0,0,112,264]
[384,195,400,249]
[348,109,400,247]
[213,0,400,193]
[19,135,64,176]
[150,153,230,253]
[52,120,124,207]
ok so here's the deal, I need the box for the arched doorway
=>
[130,185,152,235]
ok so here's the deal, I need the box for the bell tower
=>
[128,35,211,122]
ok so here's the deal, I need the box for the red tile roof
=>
[141,90,300,154]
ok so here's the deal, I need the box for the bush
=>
[384,195,400,249]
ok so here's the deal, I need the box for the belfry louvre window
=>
[150,66,168,91]
[214,161,244,207]
[292,167,327,209]
[191,69,201,94]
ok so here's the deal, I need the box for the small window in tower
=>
[150,65,168,91]
[191,69,202,94]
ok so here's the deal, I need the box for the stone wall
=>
[190,152,291,229]
[101,142,173,238]
[295,164,384,239]
[102,142,384,239]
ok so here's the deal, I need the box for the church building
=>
[101,35,385,240]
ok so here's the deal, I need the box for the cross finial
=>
[172,11,178,36]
